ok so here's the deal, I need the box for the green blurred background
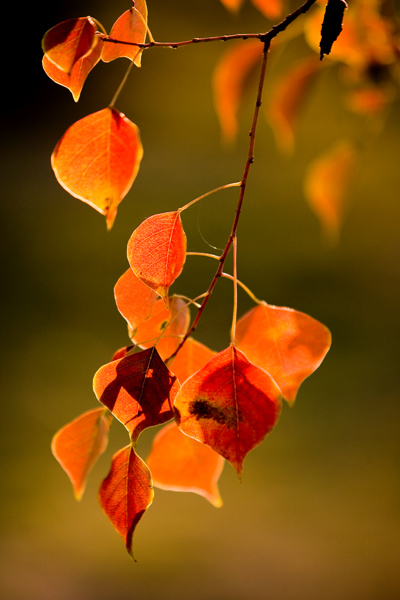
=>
[2,1,399,598]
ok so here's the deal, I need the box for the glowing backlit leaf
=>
[147,422,224,507]
[345,86,394,115]
[51,107,143,229]
[42,35,103,102]
[132,297,190,361]
[213,40,262,143]
[99,445,153,557]
[250,0,283,20]
[102,0,148,67]
[174,345,282,477]
[127,212,187,306]
[51,407,111,500]
[219,0,244,11]
[168,337,216,384]
[42,17,98,75]
[114,268,158,338]
[93,347,179,442]
[236,302,331,403]
[304,139,357,240]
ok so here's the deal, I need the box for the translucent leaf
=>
[174,345,282,478]
[99,445,153,557]
[42,17,98,75]
[236,302,332,403]
[168,337,216,384]
[51,107,143,229]
[51,407,111,500]
[250,0,283,20]
[102,0,148,67]
[147,422,224,507]
[114,268,158,338]
[127,211,187,306]
[93,347,179,442]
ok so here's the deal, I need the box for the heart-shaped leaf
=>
[42,17,98,75]
[102,0,148,67]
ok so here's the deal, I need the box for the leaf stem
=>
[109,61,134,108]
[179,182,241,212]
[230,236,238,344]
[221,273,262,305]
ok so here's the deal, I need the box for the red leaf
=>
[250,0,283,19]
[99,445,153,557]
[42,35,103,102]
[42,17,98,75]
[168,337,216,384]
[147,422,224,507]
[51,407,111,500]
[127,211,187,306]
[51,107,143,229]
[236,302,332,403]
[174,345,282,477]
[102,0,148,66]
[93,347,179,442]
[114,268,158,338]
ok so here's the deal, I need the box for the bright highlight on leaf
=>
[102,0,148,66]
[99,444,153,557]
[51,407,111,500]
[42,17,98,75]
[174,345,282,477]
[236,302,331,403]
[93,347,179,442]
[51,107,143,229]
[219,0,244,12]
[147,422,224,507]
[114,268,158,338]
[127,211,187,306]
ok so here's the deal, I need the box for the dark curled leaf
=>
[319,0,348,60]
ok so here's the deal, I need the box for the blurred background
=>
[2,0,399,598]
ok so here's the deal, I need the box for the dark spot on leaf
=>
[189,398,239,429]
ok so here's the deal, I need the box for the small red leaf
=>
[114,268,158,338]
[51,107,143,229]
[168,337,216,384]
[102,0,148,66]
[99,444,153,557]
[236,302,332,403]
[174,345,282,477]
[93,347,179,442]
[51,407,111,500]
[42,17,98,75]
[127,211,187,306]
[147,422,224,507]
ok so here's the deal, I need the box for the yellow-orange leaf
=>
[42,35,103,102]
[236,302,331,403]
[250,0,283,20]
[42,17,98,75]
[99,445,153,557]
[174,345,282,477]
[219,0,244,12]
[51,407,111,500]
[304,139,357,240]
[147,422,224,507]
[127,211,187,306]
[169,337,216,384]
[51,107,143,229]
[93,347,179,442]
[114,268,158,338]
[213,40,263,143]
[102,0,148,67]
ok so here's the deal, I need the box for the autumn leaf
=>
[51,407,111,500]
[304,139,357,241]
[250,0,283,20]
[42,35,103,102]
[93,347,179,442]
[345,86,394,116]
[174,344,282,477]
[102,0,148,67]
[51,107,143,229]
[147,422,224,507]
[213,40,262,143]
[42,17,99,75]
[114,268,158,338]
[127,211,187,306]
[236,302,331,403]
[168,337,216,384]
[219,0,244,12]
[99,444,153,557]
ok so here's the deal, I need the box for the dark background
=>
[2,1,400,598]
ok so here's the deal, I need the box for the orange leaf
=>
[42,17,98,75]
[132,297,190,361]
[168,337,216,384]
[213,40,262,143]
[51,107,143,229]
[42,34,103,102]
[236,302,331,403]
[114,268,158,338]
[267,55,321,154]
[174,344,282,477]
[250,0,283,20]
[345,86,394,116]
[102,0,148,67]
[304,139,357,240]
[219,0,244,11]
[127,211,187,306]
[93,347,179,442]
[147,422,224,507]
[99,445,153,557]
[51,407,111,500]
